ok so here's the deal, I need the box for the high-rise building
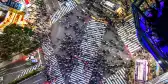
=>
[132,0,168,71]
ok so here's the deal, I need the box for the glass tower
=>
[131,0,168,71]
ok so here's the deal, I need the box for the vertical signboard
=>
[135,59,149,83]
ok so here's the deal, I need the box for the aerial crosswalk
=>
[69,62,86,84]
[117,18,142,54]
[16,64,41,79]
[51,0,77,23]
[81,20,106,56]
[69,20,106,84]
[49,56,65,84]
[42,38,65,84]
[104,67,127,84]
[42,42,54,57]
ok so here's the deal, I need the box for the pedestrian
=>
[121,19,125,26]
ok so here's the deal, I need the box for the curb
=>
[125,14,133,21]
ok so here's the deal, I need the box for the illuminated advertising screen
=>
[1,0,22,10]
[135,59,148,82]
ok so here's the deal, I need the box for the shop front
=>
[0,6,27,30]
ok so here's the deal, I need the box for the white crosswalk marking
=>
[42,38,65,84]
[51,0,77,23]
[0,68,6,76]
[42,46,52,56]
[105,67,127,84]
[16,64,40,79]
[117,18,142,54]
[69,20,106,84]
[107,76,113,84]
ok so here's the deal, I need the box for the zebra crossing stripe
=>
[51,5,61,21]
[51,0,77,23]
[22,68,29,76]
[106,68,126,84]
[112,75,117,84]
[107,75,113,84]
[120,68,126,78]
[17,70,24,79]
[118,77,125,84]
[42,43,65,84]
[0,69,6,76]
[78,80,86,84]
[119,68,127,84]
[43,45,53,54]
[116,76,122,84]
[24,68,31,74]
[44,43,52,50]
[107,77,113,84]
[117,18,141,54]
[111,75,116,84]
[17,64,40,79]
[33,65,38,70]
[70,66,85,82]
[56,77,65,84]
[18,69,27,78]
[42,46,52,56]
[70,20,106,83]
[116,72,125,84]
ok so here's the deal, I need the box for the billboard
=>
[135,59,148,82]
[1,0,22,10]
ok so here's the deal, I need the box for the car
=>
[100,0,124,16]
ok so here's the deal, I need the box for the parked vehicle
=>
[100,0,124,16]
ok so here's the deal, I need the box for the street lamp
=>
[158,60,162,64]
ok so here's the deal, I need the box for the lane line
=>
[33,79,43,84]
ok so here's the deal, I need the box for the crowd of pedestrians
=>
[37,0,140,84]
[41,5,93,83]
[40,5,124,83]
[25,0,51,35]
[133,48,152,60]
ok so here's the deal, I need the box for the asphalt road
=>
[3,71,22,84]
[18,72,46,84]
[0,61,28,76]
[50,5,89,52]
[50,5,89,83]
[1,49,45,84]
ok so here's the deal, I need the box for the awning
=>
[25,0,30,5]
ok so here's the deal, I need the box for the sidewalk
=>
[0,61,11,68]
[0,54,27,68]
[74,0,85,4]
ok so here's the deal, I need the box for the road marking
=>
[0,68,5,70]
[0,64,26,76]
[18,72,42,84]
[7,64,27,70]
[37,49,42,65]
[5,64,40,76]
[5,69,23,75]
[33,79,42,84]
[0,77,3,81]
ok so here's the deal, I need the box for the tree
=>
[0,24,40,60]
